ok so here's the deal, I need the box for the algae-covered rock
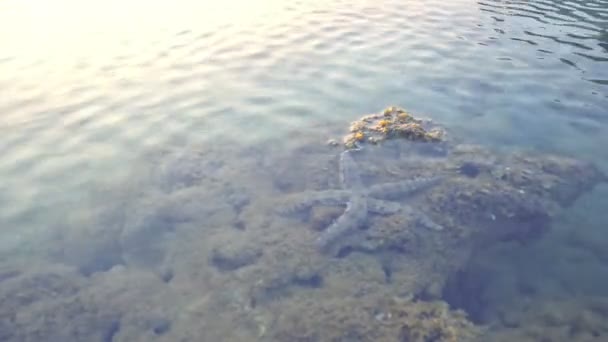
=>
[0,263,178,342]
[210,238,263,272]
[235,105,607,330]
[485,296,608,341]
[270,294,480,342]
[342,106,446,149]
[4,107,603,342]
[0,262,85,313]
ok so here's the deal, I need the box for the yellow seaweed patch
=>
[397,112,411,122]
[349,120,367,133]
[340,105,445,149]
[378,119,391,128]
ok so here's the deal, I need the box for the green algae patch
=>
[342,106,445,149]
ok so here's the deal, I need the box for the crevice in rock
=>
[209,247,262,272]
[381,264,393,283]
[441,266,491,324]
[293,274,324,288]
[102,320,121,342]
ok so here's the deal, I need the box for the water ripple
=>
[479,0,608,67]
[0,0,606,238]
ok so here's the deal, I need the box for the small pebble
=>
[326,139,339,147]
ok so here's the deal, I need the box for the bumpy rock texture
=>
[342,106,445,149]
[1,107,606,341]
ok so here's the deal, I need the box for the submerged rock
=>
[202,106,606,341]
[269,294,481,342]
[210,240,263,272]
[485,296,608,341]
[8,107,604,341]
[342,106,446,149]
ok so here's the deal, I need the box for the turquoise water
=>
[0,0,607,340]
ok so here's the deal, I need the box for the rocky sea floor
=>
[1,114,606,342]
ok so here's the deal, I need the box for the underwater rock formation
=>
[0,262,177,342]
[2,108,605,341]
[273,106,606,258]
[205,106,606,339]
[342,106,445,149]
[269,294,481,342]
[485,296,608,341]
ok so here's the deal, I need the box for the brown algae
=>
[343,106,445,149]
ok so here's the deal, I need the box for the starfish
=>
[278,149,443,252]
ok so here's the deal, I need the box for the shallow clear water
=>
[0,0,607,340]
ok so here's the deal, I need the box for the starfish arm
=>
[367,199,403,215]
[339,150,364,190]
[276,190,350,214]
[316,193,368,251]
[368,176,443,199]
[401,205,444,231]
